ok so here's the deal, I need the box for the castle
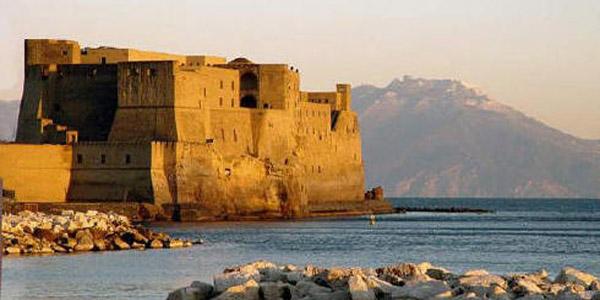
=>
[0,39,388,220]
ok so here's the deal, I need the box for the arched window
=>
[240,95,258,108]
[240,72,258,90]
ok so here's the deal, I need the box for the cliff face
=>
[354,76,600,198]
[0,100,19,141]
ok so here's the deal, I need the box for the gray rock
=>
[114,236,131,250]
[190,281,214,299]
[377,263,430,281]
[259,282,291,300]
[458,274,508,297]
[150,239,164,249]
[348,275,375,300]
[214,270,260,293]
[294,280,332,298]
[555,267,598,287]
[260,267,286,282]
[365,275,396,297]
[285,271,304,284]
[74,230,94,251]
[303,290,350,300]
[513,278,544,296]
[391,280,453,299]
[167,286,211,300]
[213,279,260,300]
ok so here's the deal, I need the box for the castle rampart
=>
[1,39,389,220]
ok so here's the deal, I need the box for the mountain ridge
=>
[353,76,600,198]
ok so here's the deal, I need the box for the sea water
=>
[3,198,600,299]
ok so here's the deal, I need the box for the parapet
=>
[25,39,81,66]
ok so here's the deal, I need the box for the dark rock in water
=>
[364,186,384,201]
[394,207,494,214]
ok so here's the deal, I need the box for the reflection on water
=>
[3,198,600,299]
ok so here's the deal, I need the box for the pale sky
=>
[1,0,599,138]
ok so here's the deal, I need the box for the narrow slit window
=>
[100,154,106,164]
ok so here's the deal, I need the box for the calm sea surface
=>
[3,198,600,299]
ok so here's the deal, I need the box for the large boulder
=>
[293,280,332,298]
[391,280,453,299]
[458,273,508,297]
[214,270,260,293]
[365,275,396,298]
[213,279,260,300]
[348,275,375,300]
[377,263,430,281]
[555,267,598,287]
[258,282,292,300]
[74,230,94,251]
[167,285,212,300]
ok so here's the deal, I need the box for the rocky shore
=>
[168,260,600,300]
[2,210,195,255]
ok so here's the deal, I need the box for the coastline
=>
[1,198,395,223]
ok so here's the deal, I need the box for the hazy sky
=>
[1,0,599,138]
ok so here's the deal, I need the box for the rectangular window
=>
[220,80,223,89]
[125,154,131,164]
[219,97,223,106]
[77,154,83,164]
[231,81,235,90]
[101,154,106,164]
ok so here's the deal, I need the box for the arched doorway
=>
[240,72,258,90]
[240,95,258,108]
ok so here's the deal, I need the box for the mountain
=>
[0,100,19,141]
[353,76,600,198]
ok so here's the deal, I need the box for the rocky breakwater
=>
[168,261,600,300]
[2,210,194,255]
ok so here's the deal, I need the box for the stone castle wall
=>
[0,144,72,202]
[0,39,379,220]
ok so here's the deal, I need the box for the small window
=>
[221,128,225,141]
[101,57,106,64]
[219,97,223,106]
[233,129,238,142]
[125,154,131,164]
[231,98,234,107]
[101,154,106,164]
[231,81,235,90]
[203,88,207,97]
[62,50,68,56]
[318,166,321,173]
[220,80,223,89]
[77,154,83,164]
